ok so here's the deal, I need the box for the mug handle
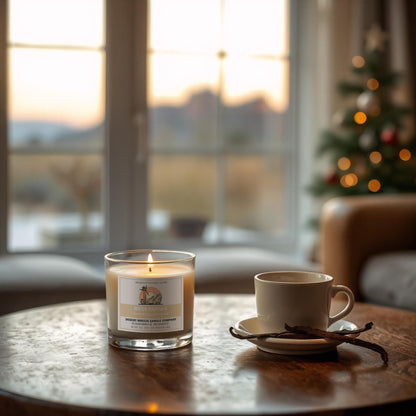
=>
[328,285,355,326]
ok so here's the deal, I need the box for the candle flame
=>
[148,253,154,272]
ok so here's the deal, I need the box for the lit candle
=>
[105,249,195,351]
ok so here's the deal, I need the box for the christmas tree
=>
[308,24,416,207]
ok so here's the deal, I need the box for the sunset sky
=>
[8,0,288,128]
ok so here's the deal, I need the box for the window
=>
[2,0,105,253]
[148,0,295,248]
[0,0,296,258]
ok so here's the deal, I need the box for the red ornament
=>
[381,126,398,145]
[324,169,338,185]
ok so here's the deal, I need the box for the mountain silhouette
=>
[150,89,285,150]
[11,89,285,151]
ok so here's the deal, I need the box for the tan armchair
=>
[320,194,416,301]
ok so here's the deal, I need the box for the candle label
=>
[117,275,184,332]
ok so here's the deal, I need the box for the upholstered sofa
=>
[0,254,105,315]
[320,194,416,312]
[194,246,318,293]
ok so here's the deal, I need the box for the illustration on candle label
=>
[139,286,162,305]
[118,275,184,332]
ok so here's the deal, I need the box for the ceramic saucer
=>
[234,317,359,355]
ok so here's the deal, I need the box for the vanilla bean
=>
[229,327,312,340]
[285,324,388,364]
[229,322,388,364]
[229,322,373,341]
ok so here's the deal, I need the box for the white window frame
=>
[0,0,8,255]
[105,0,148,255]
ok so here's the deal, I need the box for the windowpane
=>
[9,48,104,128]
[223,58,289,151]
[7,0,105,252]
[9,154,103,251]
[149,156,216,241]
[148,0,292,246]
[225,155,286,236]
[223,57,289,113]
[223,0,289,56]
[8,0,104,47]
[149,53,219,107]
[149,0,221,53]
[149,54,219,151]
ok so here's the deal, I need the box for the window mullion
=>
[215,0,226,243]
[216,54,226,243]
[105,0,148,251]
[131,0,149,248]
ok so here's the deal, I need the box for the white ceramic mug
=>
[254,271,355,333]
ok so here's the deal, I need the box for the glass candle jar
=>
[105,249,195,351]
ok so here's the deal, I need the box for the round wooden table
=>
[0,295,416,415]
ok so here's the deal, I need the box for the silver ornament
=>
[357,91,379,113]
[359,130,376,150]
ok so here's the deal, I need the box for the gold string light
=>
[368,179,381,192]
[369,151,382,164]
[352,56,365,68]
[337,157,351,171]
[354,111,367,124]
[340,173,358,188]
[399,148,411,161]
[367,78,379,90]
